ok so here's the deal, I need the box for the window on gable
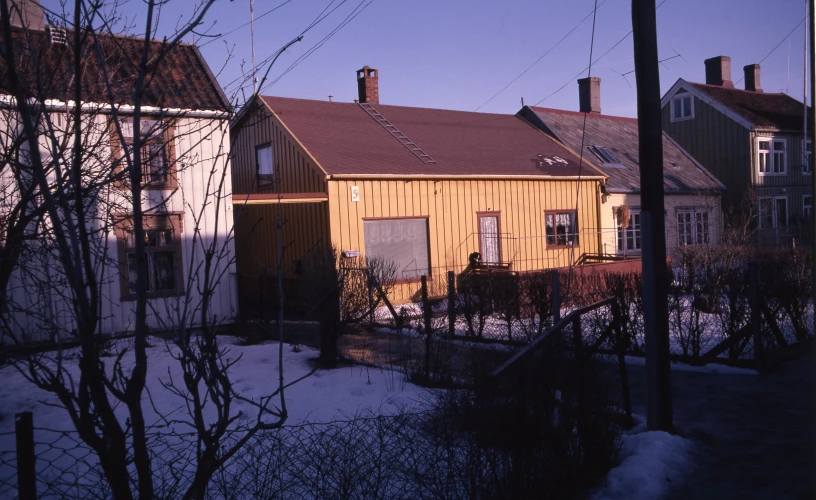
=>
[677,208,710,246]
[588,145,621,165]
[670,93,694,122]
[545,211,579,248]
[758,138,786,175]
[115,213,185,300]
[110,118,177,190]
[804,140,812,175]
[256,143,274,186]
[758,196,788,229]
[616,210,641,253]
[804,195,813,220]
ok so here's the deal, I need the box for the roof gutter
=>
[0,94,230,119]
[326,173,606,181]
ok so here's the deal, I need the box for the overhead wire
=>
[473,0,611,112]
[199,0,295,48]
[734,16,806,85]
[532,0,671,107]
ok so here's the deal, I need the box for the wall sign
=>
[350,185,360,202]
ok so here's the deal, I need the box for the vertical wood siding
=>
[662,96,751,210]
[230,102,327,195]
[328,177,601,301]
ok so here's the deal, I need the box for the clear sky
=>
[44,0,811,116]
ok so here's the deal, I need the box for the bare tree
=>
[0,1,301,498]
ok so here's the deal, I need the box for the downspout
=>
[596,181,604,257]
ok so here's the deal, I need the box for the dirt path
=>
[625,349,814,499]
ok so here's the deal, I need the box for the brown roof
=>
[0,27,229,112]
[524,106,724,194]
[690,83,812,131]
[257,96,602,177]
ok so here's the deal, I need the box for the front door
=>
[478,212,501,265]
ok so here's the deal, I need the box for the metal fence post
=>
[421,275,432,381]
[749,262,763,366]
[16,412,36,500]
[551,269,561,323]
[447,271,456,339]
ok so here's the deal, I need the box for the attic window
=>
[47,26,68,46]
[588,145,623,166]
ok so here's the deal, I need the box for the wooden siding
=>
[327,178,601,301]
[230,101,327,195]
[662,95,751,210]
[233,202,331,278]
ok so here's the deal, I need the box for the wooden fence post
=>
[16,412,36,500]
[447,271,456,339]
[612,303,633,428]
[367,274,375,329]
[551,269,561,323]
[749,262,763,366]
[421,275,432,381]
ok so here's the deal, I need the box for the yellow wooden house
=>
[230,67,607,305]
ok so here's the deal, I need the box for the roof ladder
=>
[358,102,437,164]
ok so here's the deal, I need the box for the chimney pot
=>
[578,77,601,114]
[743,64,763,92]
[704,56,734,88]
[357,65,379,104]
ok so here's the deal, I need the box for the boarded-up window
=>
[257,143,274,186]
[364,218,430,280]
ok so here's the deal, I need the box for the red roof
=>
[0,27,229,112]
[691,83,812,131]
[258,96,601,177]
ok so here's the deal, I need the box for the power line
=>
[532,0,671,107]
[568,0,600,279]
[735,16,806,85]
[259,0,376,94]
[473,0,611,112]
[199,0,295,48]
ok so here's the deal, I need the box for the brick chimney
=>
[704,56,734,88]
[357,66,379,104]
[578,77,601,114]
[8,0,44,30]
[743,64,762,93]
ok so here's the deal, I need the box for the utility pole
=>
[251,0,257,94]
[808,0,815,477]
[631,0,673,431]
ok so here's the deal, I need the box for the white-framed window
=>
[803,195,812,220]
[804,140,812,175]
[757,138,786,175]
[758,196,788,228]
[616,210,641,253]
[677,209,710,246]
[670,92,694,122]
[256,143,274,185]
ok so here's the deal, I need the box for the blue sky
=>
[47,0,810,116]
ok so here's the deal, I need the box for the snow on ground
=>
[622,355,759,375]
[590,416,694,500]
[0,336,425,439]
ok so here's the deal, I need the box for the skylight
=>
[588,145,621,164]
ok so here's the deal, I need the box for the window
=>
[677,209,710,246]
[477,212,501,265]
[616,211,641,253]
[256,143,274,186]
[803,195,812,220]
[670,92,693,122]
[545,211,578,248]
[115,213,184,300]
[805,140,812,175]
[363,217,430,280]
[110,118,177,189]
[588,145,623,165]
[758,138,786,175]
[758,196,788,229]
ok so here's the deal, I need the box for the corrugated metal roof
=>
[258,96,602,178]
[527,106,724,194]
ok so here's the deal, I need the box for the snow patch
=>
[623,355,759,375]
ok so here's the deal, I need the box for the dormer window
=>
[670,91,694,122]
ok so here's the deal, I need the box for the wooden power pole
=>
[631,0,673,431]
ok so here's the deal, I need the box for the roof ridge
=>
[530,106,639,122]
